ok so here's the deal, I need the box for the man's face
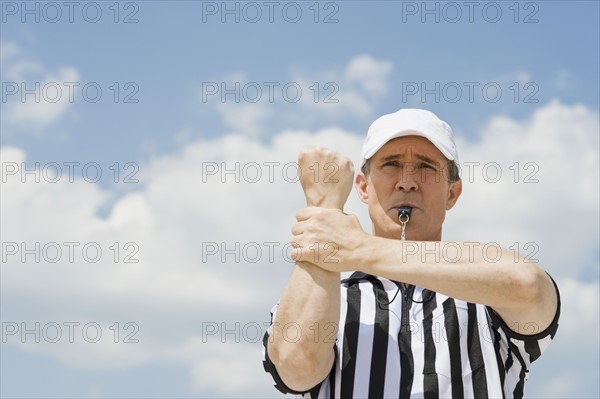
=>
[355,135,462,241]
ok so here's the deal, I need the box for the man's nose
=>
[395,165,419,191]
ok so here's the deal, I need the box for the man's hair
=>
[361,158,461,183]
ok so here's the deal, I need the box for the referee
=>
[262,108,560,398]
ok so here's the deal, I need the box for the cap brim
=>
[362,129,455,166]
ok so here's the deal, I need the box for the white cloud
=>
[1,101,598,397]
[292,54,393,118]
[6,67,80,128]
[108,192,156,230]
[0,41,79,131]
[189,339,280,396]
[215,101,273,137]
[344,54,393,96]
[201,55,394,136]
[556,278,599,340]
[200,72,274,137]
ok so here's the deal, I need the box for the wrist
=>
[304,190,346,209]
[356,235,382,275]
[296,261,341,280]
[305,197,344,210]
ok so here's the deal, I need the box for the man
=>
[262,108,560,398]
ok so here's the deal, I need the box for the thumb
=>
[295,207,318,222]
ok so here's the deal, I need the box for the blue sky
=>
[1,1,599,398]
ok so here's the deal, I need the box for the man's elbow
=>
[515,263,558,321]
[268,341,332,392]
[515,263,550,303]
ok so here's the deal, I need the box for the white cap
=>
[360,108,459,169]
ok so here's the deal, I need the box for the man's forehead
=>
[374,135,446,160]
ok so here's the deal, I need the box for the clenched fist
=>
[298,147,355,210]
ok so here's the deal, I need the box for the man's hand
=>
[291,207,370,272]
[298,147,354,210]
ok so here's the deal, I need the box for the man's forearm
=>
[360,238,558,334]
[267,261,339,391]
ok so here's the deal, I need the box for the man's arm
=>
[365,238,558,335]
[267,262,340,392]
[267,148,354,392]
[291,208,558,335]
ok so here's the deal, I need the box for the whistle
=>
[398,207,412,223]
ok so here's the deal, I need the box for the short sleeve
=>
[486,272,561,363]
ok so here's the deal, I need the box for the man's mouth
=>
[391,203,419,213]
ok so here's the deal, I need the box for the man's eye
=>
[419,162,435,169]
[383,161,400,167]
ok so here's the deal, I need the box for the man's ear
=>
[355,172,369,205]
[446,179,462,210]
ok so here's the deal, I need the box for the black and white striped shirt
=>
[263,272,560,399]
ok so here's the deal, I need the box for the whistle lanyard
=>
[398,207,411,241]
